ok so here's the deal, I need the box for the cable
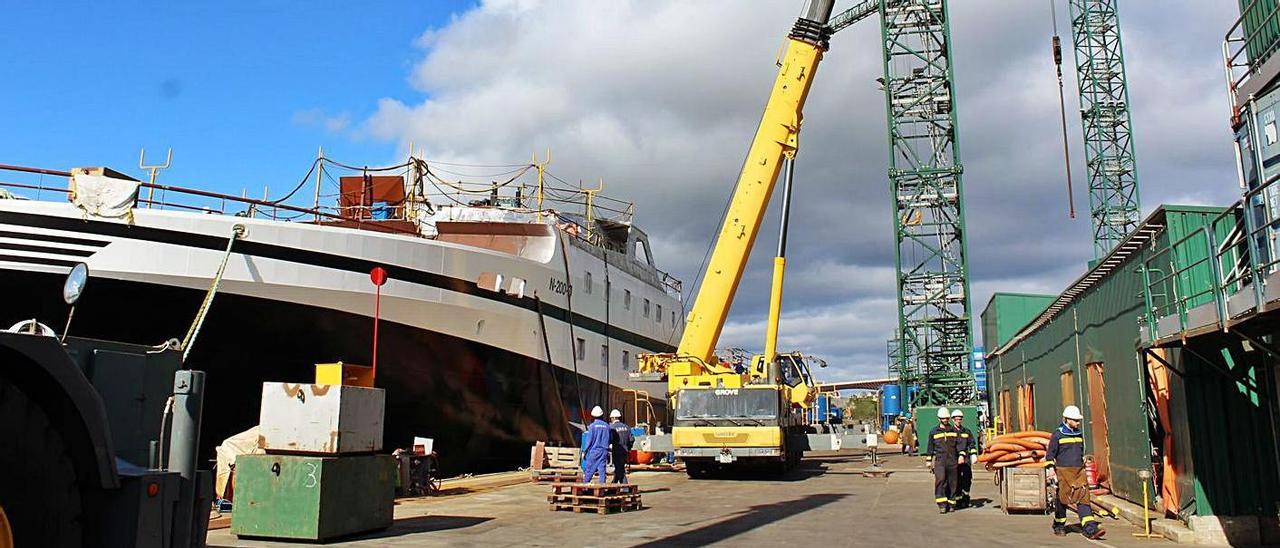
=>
[1049,0,1070,218]
[265,158,320,205]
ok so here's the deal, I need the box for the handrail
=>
[1141,205,1242,340]
[1224,0,1280,119]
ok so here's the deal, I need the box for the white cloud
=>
[350,0,1242,384]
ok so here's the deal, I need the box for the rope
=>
[181,224,246,362]
[535,294,580,448]
[556,230,588,419]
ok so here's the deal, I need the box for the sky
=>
[0,1,1244,381]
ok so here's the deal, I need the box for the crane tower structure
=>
[1067,0,1141,258]
[831,0,977,407]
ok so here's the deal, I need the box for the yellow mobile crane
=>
[632,0,834,476]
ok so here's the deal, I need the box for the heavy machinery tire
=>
[0,376,83,547]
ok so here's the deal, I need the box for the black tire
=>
[0,376,83,547]
[685,461,711,479]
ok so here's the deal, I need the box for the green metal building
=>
[987,205,1280,530]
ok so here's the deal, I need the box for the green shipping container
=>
[980,293,1054,351]
[231,454,396,541]
[914,405,980,455]
[1239,0,1280,69]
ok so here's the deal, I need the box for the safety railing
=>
[1140,176,1280,341]
[1224,0,1280,122]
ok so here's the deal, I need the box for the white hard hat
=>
[1063,405,1083,420]
[950,409,964,418]
[936,407,950,419]
[609,409,622,419]
[591,406,604,418]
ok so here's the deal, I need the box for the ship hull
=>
[2,269,658,474]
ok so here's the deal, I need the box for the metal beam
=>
[828,0,878,34]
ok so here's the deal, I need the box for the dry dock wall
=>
[987,205,1280,523]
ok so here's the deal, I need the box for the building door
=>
[1086,362,1112,484]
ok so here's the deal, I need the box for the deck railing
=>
[1140,176,1280,340]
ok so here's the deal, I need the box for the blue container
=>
[816,394,831,422]
[972,348,988,393]
[880,384,902,417]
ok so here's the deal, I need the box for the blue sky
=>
[0,1,471,196]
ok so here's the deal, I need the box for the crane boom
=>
[675,1,834,366]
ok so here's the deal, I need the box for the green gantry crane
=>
[831,0,977,409]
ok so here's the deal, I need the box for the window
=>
[622,350,630,371]
[576,338,585,360]
[1060,370,1076,408]
[655,304,662,323]
[584,271,592,294]
[601,344,608,368]
[624,289,632,310]
[643,298,651,318]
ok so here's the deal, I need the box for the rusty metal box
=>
[258,382,385,454]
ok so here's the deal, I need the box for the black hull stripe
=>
[0,241,95,257]
[0,229,108,247]
[0,210,678,353]
[0,253,80,268]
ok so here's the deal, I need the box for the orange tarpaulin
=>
[1145,349,1180,515]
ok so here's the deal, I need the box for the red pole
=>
[373,283,380,380]
[369,266,388,383]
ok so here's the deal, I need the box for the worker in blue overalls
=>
[1047,405,1104,540]
[581,406,611,483]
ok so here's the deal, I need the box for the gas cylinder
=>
[1084,456,1099,488]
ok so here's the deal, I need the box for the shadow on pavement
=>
[357,515,494,539]
[630,493,848,547]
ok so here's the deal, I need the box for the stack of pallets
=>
[547,483,642,514]
[529,443,582,483]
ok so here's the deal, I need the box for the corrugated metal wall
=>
[980,293,1055,351]
[988,250,1151,502]
[1178,339,1280,517]
[989,207,1276,512]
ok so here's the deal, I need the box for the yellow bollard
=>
[1133,469,1160,539]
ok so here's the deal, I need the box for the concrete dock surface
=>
[208,451,1172,547]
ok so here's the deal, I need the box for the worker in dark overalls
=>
[926,407,960,513]
[1047,405,1104,540]
[608,409,634,483]
[951,409,977,508]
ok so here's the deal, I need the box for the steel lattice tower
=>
[1068,0,1140,258]
[879,0,976,407]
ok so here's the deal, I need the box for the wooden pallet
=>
[547,482,642,514]
[550,482,639,496]
[530,468,583,483]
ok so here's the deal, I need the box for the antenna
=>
[139,148,172,209]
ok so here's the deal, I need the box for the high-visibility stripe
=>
[1059,437,1083,444]
[935,497,948,503]
[960,433,970,438]
[1054,517,1068,524]
[1081,515,1097,524]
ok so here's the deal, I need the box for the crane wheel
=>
[0,376,83,547]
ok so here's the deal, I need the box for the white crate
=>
[258,382,385,454]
